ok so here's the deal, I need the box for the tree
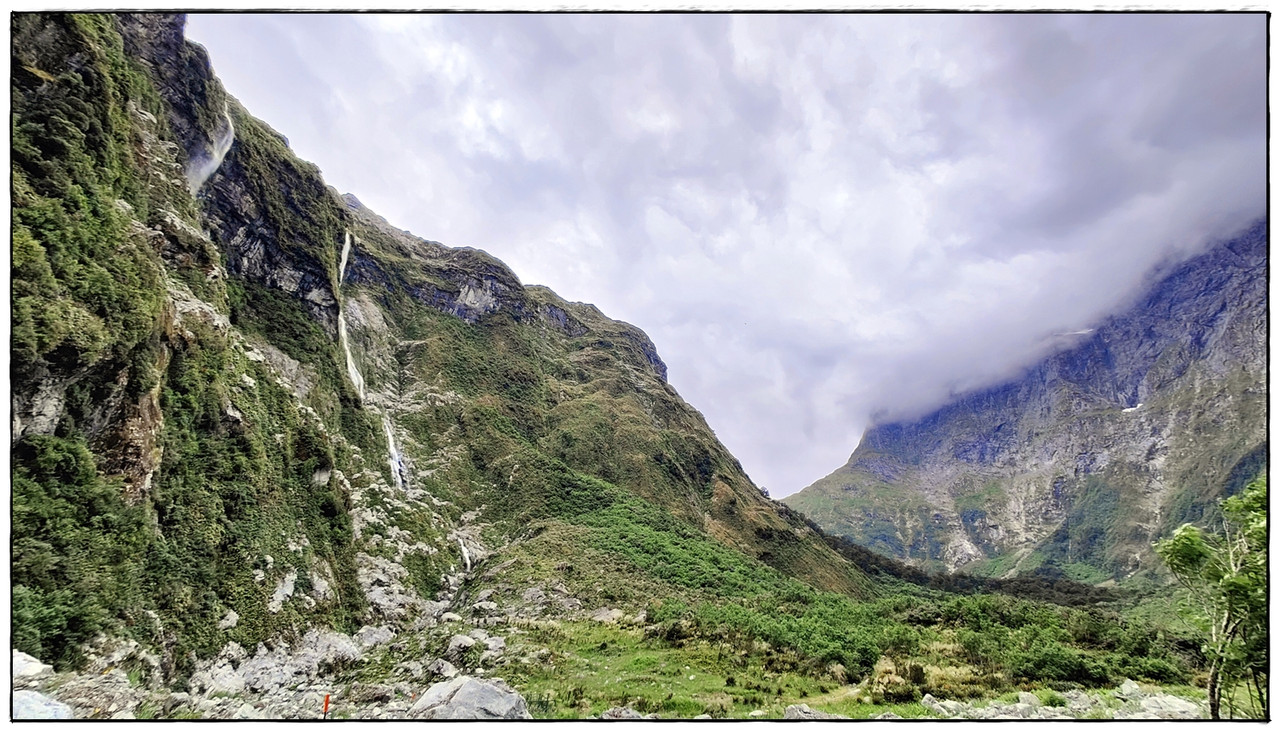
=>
[1156,475,1267,719]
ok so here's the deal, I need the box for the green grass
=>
[505,621,914,719]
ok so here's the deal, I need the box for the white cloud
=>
[187,12,1266,497]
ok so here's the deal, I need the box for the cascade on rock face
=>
[336,229,407,493]
[457,537,472,573]
[382,410,405,493]
[336,231,366,401]
[185,105,235,194]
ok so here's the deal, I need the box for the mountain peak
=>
[787,221,1266,578]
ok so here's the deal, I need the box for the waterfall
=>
[186,106,235,194]
[457,537,472,573]
[383,411,404,492]
[336,230,406,493]
[336,231,365,401]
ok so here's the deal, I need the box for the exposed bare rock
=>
[407,676,531,720]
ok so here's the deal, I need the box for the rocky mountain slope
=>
[785,221,1266,579]
[11,11,870,707]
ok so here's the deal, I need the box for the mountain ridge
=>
[785,220,1266,579]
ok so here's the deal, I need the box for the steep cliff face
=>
[786,222,1267,579]
[11,12,867,683]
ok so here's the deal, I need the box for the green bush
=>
[11,435,149,668]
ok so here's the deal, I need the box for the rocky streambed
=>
[12,647,530,720]
[13,642,1208,722]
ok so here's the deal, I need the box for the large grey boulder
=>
[783,704,850,720]
[408,676,531,719]
[921,694,965,717]
[13,690,74,719]
[1117,679,1142,699]
[1140,695,1204,719]
[12,650,53,684]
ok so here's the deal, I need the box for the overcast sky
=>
[186,13,1265,497]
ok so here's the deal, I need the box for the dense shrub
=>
[11,436,150,667]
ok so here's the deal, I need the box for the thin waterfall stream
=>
[336,230,405,492]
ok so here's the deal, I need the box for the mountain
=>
[10,12,1227,720]
[11,11,867,675]
[785,222,1266,580]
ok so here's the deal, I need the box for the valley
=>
[9,12,1264,721]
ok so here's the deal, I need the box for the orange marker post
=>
[323,694,331,720]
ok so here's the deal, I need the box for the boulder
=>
[447,634,477,657]
[12,690,74,719]
[233,702,259,719]
[922,694,964,717]
[1117,679,1142,699]
[196,659,247,696]
[354,624,395,650]
[1009,703,1034,718]
[1064,689,1093,712]
[590,608,625,623]
[397,660,425,679]
[346,682,395,705]
[12,650,53,683]
[1140,695,1204,719]
[783,704,849,720]
[600,706,645,719]
[408,676,531,719]
[1017,691,1040,707]
[427,658,460,679]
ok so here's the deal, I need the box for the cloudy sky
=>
[186,13,1265,497]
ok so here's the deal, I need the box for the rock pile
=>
[9,640,532,721]
[920,681,1207,720]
